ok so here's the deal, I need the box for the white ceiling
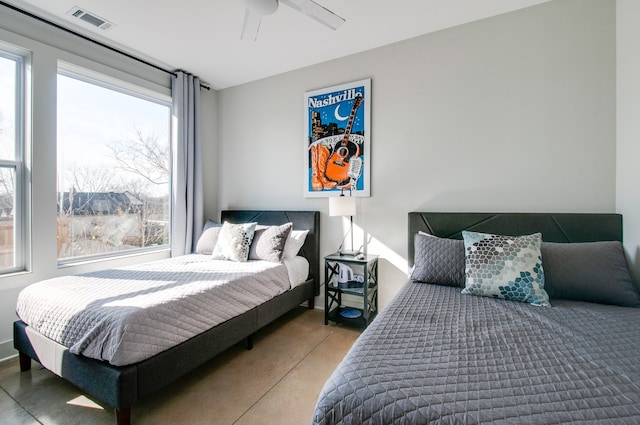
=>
[5,0,550,90]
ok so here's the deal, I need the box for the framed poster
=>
[304,78,370,197]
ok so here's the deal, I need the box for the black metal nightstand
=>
[324,253,378,328]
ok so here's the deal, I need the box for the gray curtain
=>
[170,71,203,256]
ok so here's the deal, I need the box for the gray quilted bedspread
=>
[313,282,640,424]
[16,255,289,366]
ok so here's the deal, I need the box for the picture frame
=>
[304,78,371,197]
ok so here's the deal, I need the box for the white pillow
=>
[212,222,257,262]
[194,220,222,254]
[283,229,309,259]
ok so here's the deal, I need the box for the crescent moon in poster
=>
[334,104,349,121]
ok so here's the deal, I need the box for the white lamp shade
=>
[329,195,356,217]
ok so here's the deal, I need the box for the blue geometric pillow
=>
[461,231,550,307]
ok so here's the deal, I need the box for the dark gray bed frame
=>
[408,212,624,267]
[13,210,320,425]
[311,212,629,424]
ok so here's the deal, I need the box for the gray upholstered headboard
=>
[221,210,320,296]
[408,212,623,267]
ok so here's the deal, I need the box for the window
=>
[57,67,171,262]
[0,48,26,273]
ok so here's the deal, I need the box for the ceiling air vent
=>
[67,6,115,31]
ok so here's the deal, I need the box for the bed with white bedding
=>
[17,255,302,366]
[14,210,319,425]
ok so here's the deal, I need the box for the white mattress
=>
[16,254,292,366]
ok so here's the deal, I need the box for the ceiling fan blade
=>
[280,0,345,30]
[241,9,263,41]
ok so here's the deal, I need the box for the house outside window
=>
[57,66,171,262]
[0,47,27,273]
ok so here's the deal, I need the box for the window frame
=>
[56,63,172,267]
[0,46,28,275]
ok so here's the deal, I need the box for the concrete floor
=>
[0,308,359,425]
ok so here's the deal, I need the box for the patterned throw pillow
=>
[212,222,257,262]
[461,231,550,307]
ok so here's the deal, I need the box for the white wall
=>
[217,0,616,309]
[201,88,219,221]
[0,7,221,360]
[616,0,640,280]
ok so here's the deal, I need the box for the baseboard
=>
[0,339,17,363]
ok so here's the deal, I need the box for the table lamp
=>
[329,190,360,256]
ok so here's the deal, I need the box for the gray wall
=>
[616,0,640,279]
[216,0,616,309]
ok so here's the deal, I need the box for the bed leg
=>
[115,407,131,425]
[308,297,315,310]
[18,351,31,371]
[246,335,254,350]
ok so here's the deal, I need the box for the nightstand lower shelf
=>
[327,307,377,328]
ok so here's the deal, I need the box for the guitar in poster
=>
[304,79,370,197]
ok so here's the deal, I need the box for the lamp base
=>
[338,249,361,257]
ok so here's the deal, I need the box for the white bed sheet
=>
[16,254,291,366]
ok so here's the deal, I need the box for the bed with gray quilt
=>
[14,210,320,425]
[313,212,640,424]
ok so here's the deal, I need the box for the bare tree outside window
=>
[0,53,20,271]
[109,126,170,186]
[57,72,171,260]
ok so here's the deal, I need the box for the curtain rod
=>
[0,0,211,91]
